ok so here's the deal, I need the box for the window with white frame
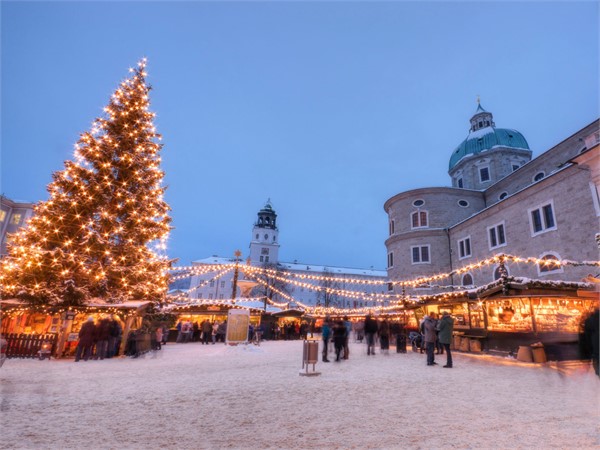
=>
[479,166,490,183]
[411,245,430,264]
[387,252,394,268]
[411,210,428,228]
[529,201,556,236]
[458,237,472,259]
[537,253,563,275]
[488,222,506,249]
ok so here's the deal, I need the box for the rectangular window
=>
[529,201,557,236]
[260,256,264,262]
[219,294,224,299]
[457,178,463,188]
[10,213,21,225]
[265,256,269,263]
[411,211,428,228]
[261,248,269,255]
[198,293,203,299]
[411,245,430,264]
[488,223,506,249]
[208,293,213,299]
[209,281,215,287]
[220,281,225,288]
[479,167,490,182]
[458,237,471,259]
[0,210,6,222]
[387,252,394,268]
[591,182,600,216]
[389,220,395,236]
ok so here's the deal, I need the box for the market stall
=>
[413,278,598,360]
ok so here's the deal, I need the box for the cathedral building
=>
[384,104,600,293]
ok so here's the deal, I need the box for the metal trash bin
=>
[531,343,547,363]
[300,340,321,376]
[517,345,533,362]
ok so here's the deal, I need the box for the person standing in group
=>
[364,313,378,356]
[379,318,390,355]
[75,317,96,362]
[333,319,348,362]
[107,315,122,358]
[423,313,438,366]
[437,311,455,368]
[202,319,212,345]
[321,316,331,363]
[343,316,352,360]
[94,315,111,360]
[212,321,219,344]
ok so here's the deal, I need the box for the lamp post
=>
[231,250,242,303]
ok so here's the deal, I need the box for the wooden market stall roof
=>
[411,277,598,306]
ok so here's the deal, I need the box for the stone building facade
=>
[0,196,35,257]
[384,105,600,293]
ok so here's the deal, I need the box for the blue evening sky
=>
[2,1,598,270]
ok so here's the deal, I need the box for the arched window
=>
[411,210,428,228]
[538,253,562,274]
[462,273,473,286]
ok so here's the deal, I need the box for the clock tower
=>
[249,200,280,265]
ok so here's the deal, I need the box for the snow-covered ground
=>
[1,340,598,450]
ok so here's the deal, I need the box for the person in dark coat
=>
[437,311,455,368]
[379,318,390,355]
[321,317,331,362]
[94,317,111,360]
[582,307,599,377]
[75,317,96,362]
[107,316,123,358]
[364,314,378,356]
[332,319,348,362]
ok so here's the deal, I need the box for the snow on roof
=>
[278,262,386,277]
[192,256,236,265]
[466,126,495,140]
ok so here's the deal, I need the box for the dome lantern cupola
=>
[469,103,495,132]
[255,199,277,230]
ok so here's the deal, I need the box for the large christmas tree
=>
[1,59,172,306]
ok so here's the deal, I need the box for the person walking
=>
[422,314,438,366]
[379,318,390,355]
[333,319,348,362]
[364,313,378,356]
[321,317,331,362]
[437,311,455,368]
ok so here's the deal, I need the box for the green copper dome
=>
[449,105,529,170]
